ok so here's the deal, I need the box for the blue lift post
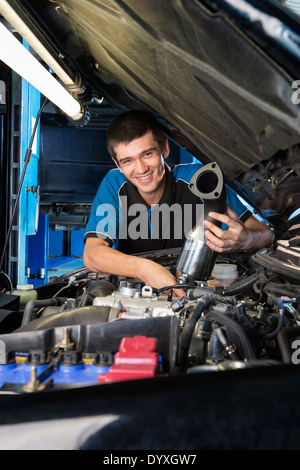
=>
[17,40,44,287]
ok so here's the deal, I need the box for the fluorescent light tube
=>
[0,0,76,88]
[0,22,83,120]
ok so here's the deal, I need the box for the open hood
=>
[3,2,300,450]
[2,0,300,220]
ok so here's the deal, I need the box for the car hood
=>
[6,0,300,222]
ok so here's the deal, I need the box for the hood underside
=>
[6,0,300,219]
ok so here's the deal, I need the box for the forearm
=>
[83,240,145,279]
[242,218,274,251]
[83,238,186,295]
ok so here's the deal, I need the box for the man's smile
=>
[135,172,154,183]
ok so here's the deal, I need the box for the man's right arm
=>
[83,237,186,297]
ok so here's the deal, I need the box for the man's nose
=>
[134,157,148,174]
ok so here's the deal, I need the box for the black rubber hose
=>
[217,273,260,296]
[21,297,69,326]
[202,309,256,361]
[265,309,285,339]
[175,296,212,373]
[16,305,111,332]
[187,272,260,299]
[79,279,115,306]
[215,326,241,361]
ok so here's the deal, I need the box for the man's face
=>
[113,131,169,204]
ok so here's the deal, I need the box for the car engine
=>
[0,228,299,394]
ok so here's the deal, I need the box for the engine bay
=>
[0,229,299,394]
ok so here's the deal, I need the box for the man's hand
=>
[137,258,186,298]
[203,204,274,253]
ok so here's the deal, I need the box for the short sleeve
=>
[84,170,126,247]
[225,185,250,220]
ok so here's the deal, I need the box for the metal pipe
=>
[177,162,226,282]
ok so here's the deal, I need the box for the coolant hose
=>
[202,309,256,361]
[187,272,260,299]
[79,279,115,306]
[218,273,260,296]
[175,296,212,373]
[16,305,111,332]
[21,297,69,326]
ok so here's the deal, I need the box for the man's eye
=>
[121,159,131,165]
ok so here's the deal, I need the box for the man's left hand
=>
[203,204,274,253]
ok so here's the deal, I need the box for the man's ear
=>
[112,157,120,168]
[162,138,170,160]
[112,157,125,174]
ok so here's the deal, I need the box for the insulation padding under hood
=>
[12,0,300,216]
[52,0,300,180]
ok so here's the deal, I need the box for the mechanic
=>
[83,110,274,297]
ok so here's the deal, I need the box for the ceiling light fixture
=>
[0,22,85,121]
[0,0,78,88]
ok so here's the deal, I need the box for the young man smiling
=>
[83,110,274,297]
[112,129,167,206]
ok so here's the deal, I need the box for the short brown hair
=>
[107,110,166,161]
